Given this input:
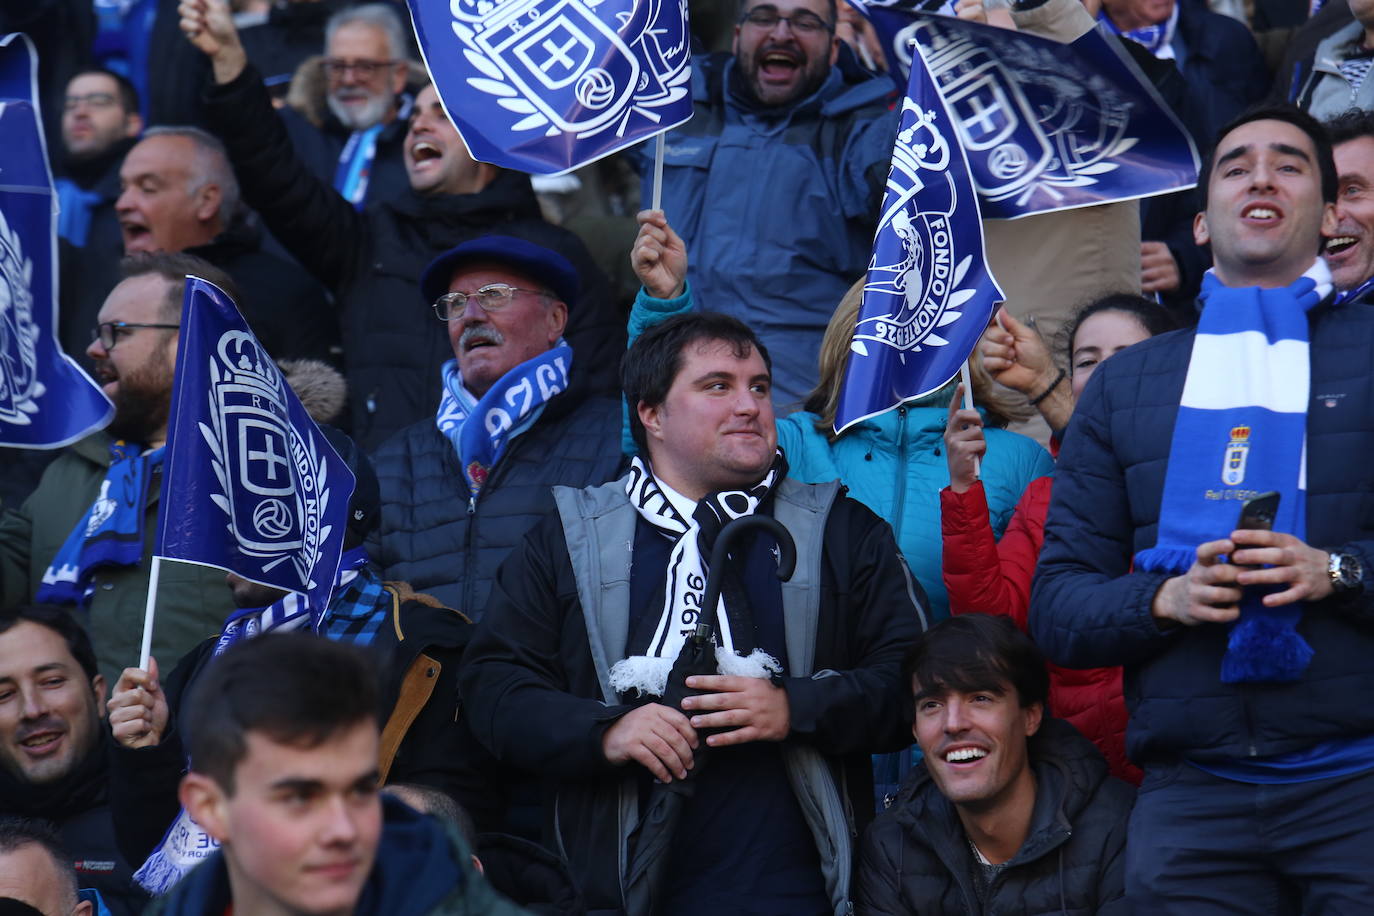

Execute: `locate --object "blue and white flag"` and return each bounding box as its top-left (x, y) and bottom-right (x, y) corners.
top-left (406, 0), bottom-right (693, 176)
top-left (848, 4), bottom-right (1199, 218)
top-left (0, 33), bottom-right (112, 448)
top-left (156, 277), bottom-right (353, 614)
top-left (835, 41), bottom-right (1002, 434)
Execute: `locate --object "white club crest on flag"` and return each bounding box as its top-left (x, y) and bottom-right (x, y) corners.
top-left (156, 277), bottom-right (353, 620)
top-left (835, 41), bottom-right (1004, 434)
top-left (0, 206), bottom-right (42, 427)
top-left (197, 331), bottom-right (332, 587)
top-left (0, 32), bottom-right (112, 448)
top-left (409, 0), bottom-right (693, 175)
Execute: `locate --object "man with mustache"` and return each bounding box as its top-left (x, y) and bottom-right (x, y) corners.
top-left (0, 606), bottom-right (148, 915)
top-left (371, 238), bottom-right (622, 616)
top-left (643, 0), bottom-right (899, 408)
top-left (179, 0), bottom-right (626, 449)
top-left (0, 253), bottom-right (236, 687)
top-left (461, 312), bottom-right (923, 912)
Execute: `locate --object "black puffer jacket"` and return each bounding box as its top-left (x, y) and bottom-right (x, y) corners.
top-left (371, 371), bottom-right (622, 617)
top-left (855, 719), bottom-right (1133, 916)
top-left (201, 64), bottom-right (625, 449)
top-left (1031, 298), bottom-right (1374, 764)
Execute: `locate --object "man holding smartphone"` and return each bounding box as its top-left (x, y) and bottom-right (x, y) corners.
top-left (1032, 104), bottom-right (1374, 913)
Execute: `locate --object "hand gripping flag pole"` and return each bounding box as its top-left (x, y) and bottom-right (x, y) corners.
top-left (140, 276), bottom-right (356, 670)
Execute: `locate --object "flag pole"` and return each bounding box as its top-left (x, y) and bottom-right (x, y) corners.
top-left (651, 133), bottom-right (666, 211)
top-left (139, 556), bottom-right (162, 670)
top-left (960, 358), bottom-right (980, 479)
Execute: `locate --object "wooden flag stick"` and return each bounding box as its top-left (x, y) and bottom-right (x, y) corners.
top-left (960, 359), bottom-right (980, 479)
top-left (651, 133), bottom-right (666, 212)
top-left (139, 555), bottom-right (162, 670)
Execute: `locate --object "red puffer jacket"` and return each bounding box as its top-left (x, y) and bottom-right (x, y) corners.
top-left (942, 478), bottom-right (1141, 785)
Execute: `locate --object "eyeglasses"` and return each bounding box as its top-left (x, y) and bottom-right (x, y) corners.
top-left (432, 285), bottom-right (547, 321)
top-left (738, 7), bottom-right (833, 33)
top-left (64, 92), bottom-right (119, 111)
top-left (93, 321), bottom-right (180, 351)
top-left (321, 58), bottom-right (399, 79)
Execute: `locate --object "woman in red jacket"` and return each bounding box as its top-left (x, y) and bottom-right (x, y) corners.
top-left (941, 294), bottom-right (1177, 784)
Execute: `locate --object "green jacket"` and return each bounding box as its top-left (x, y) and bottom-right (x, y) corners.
top-left (0, 434), bottom-right (234, 685)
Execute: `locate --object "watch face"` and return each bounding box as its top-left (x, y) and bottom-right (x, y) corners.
top-left (1336, 553), bottom-right (1364, 589)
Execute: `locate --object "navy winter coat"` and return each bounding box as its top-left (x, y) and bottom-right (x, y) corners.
top-left (371, 371), bottom-right (622, 617)
top-left (1031, 299), bottom-right (1374, 765)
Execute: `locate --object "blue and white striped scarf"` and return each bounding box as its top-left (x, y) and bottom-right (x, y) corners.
top-left (436, 344), bottom-right (572, 499)
top-left (1135, 260), bottom-right (1332, 683)
top-left (1097, 5), bottom-right (1178, 60)
top-left (134, 548), bottom-right (374, 895)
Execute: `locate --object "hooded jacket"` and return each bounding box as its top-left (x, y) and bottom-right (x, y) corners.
top-left (144, 796), bottom-right (532, 916)
top-left (201, 64), bottom-right (624, 449)
top-left (643, 53), bottom-right (898, 408)
top-left (854, 718), bottom-right (1134, 916)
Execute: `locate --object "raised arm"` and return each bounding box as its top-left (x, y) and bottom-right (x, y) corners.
top-left (178, 0), bottom-right (369, 291)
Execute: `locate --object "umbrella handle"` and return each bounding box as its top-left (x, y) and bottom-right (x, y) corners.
top-left (697, 515), bottom-right (797, 639)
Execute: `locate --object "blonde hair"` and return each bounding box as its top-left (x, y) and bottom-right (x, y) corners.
top-left (803, 278), bottom-right (1031, 439)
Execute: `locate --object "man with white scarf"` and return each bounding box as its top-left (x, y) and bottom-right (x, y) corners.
top-left (1033, 104), bottom-right (1374, 911)
top-left (460, 312), bottom-right (925, 915)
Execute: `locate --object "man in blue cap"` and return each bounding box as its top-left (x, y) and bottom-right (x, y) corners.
top-left (370, 237), bottom-right (624, 617)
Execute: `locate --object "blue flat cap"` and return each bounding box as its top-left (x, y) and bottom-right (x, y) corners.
top-left (420, 235), bottom-right (580, 310)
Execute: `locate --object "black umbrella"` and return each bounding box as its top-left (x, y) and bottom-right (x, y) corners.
top-left (623, 514), bottom-right (797, 915)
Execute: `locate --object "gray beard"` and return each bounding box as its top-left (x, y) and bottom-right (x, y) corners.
top-left (326, 91), bottom-right (392, 131)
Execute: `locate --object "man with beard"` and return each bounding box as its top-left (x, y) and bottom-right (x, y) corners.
top-left (642, 0), bottom-right (898, 407)
top-left (0, 606), bottom-right (147, 915)
top-left (277, 3), bottom-right (415, 209)
top-left (54, 70), bottom-right (142, 254)
top-left (0, 253), bottom-right (236, 686)
top-left (180, 0), bottom-right (626, 449)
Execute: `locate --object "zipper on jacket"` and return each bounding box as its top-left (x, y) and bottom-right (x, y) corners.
top-left (892, 406), bottom-right (909, 535)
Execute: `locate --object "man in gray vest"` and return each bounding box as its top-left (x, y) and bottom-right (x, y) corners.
top-left (460, 312), bottom-right (925, 914)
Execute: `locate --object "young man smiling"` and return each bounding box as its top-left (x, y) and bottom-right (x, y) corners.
top-left (1034, 104), bottom-right (1374, 910)
top-left (855, 615), bottom-right (1133, 915)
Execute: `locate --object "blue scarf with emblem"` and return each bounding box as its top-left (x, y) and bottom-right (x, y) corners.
top-left (1135, 261), bottom-right (1331, 683)
top-left (435, 343), bottom-right (572, 499)
top-left (38, 442), bottom-right (163, 606)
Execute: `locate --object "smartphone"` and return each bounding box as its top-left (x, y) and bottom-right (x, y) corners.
top-left (1236, 491), bottom-right (1280, 531)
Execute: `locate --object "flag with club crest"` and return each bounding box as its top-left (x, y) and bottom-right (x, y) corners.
top-left (835, 38), bottom-right (1002, 433)
top-left (846, 3), bottom-right (1198, 218)
top-left (406, 0), bottom-right (693, 175)
top-left (0, 33), bottom-right (112, 447)
top-left (155, 277), bottom-right (353, 615)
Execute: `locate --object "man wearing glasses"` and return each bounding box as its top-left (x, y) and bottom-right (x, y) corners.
top-left (371, 237), bottom-right (622, 617)
top-left (642, 0), bottom-right (899, 408)
top-left (0, 252), bottom-right (236, 687)
top-left (278, 3), bottom-right (416, 209)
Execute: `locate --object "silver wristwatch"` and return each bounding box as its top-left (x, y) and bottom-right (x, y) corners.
top-left (1328, 551), bottom-right (1365, 593)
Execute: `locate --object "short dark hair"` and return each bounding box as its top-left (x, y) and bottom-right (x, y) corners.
top-left (0, 817), bottom-right (78, 912)
top-left (1199, 104), bottom-right (1337, 206)
top-left (119, 251), bottom-right (240, 324)
top-left (1324, 107), bottom-right (1374, 146)
top-left (1060, 292), bottom-right (1178, 362)
top-left (904, 615), bottom-right (1049, 711)
top-left (185, 634), bottom-right (381, 794)
top-left (70, 68), bottom-right (140, 115)
top-left (0, 606), bottom-right (98, 683)
top-left (621, 312), bottom-right (771, 453)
